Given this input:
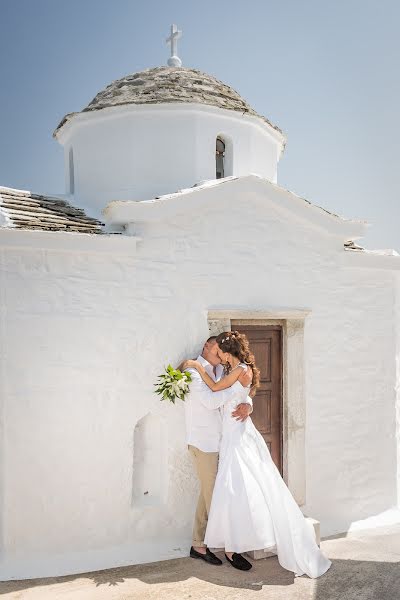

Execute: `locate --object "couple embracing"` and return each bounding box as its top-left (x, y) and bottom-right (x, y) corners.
top-left (182, 330), bottom-right (331, 578)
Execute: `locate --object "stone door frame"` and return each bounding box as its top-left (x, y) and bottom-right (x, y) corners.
top-left (208, 308), bottom-right (310, 507)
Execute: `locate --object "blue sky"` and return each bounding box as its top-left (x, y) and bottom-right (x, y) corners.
top-left (0, 0), bottom-right (399, 249)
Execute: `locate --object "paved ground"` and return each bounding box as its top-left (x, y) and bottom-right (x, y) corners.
top-left (1, 524), bottom-right (399, 600)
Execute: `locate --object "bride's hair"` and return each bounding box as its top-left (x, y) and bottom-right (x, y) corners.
top-left (216, 331), bottom-right (260, 394)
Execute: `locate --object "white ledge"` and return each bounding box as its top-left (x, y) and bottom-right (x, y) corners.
top-left (342, 248), bottom-right (400, 270)
top-left (0, 228), bottom-right (140, 255)
top-left (208, 308), bottom-right (312, 320)
top-left (55, 102), bottom-right (286, 150)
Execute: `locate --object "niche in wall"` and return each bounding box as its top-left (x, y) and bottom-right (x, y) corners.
top-left (132, 413), bottom-right (168, 507)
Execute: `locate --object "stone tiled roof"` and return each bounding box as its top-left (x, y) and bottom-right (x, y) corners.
top-left (344, 240), bottom-right (365, 251)
top-left (0, 187), bottom-right (104, 234)
top-left (54, 67), bottom-right (284, 138)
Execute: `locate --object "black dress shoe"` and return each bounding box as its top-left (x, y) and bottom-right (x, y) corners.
top-left (225, 553), bottom-right (252, 571)
top-left (190, 546), bottom-right (223, 565)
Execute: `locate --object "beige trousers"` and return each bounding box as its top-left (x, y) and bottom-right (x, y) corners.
top-left (188, 445), bottom-right (219, 547)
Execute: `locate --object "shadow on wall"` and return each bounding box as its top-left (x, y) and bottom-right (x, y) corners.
top-left (132, 413), bottom-right (168, 507)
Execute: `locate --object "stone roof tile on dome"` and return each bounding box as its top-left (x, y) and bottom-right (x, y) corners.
top-left (54, 67), bottom-right (284, 139)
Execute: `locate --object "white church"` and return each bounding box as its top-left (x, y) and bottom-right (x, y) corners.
top-left (0, 26), bottom-right (399, 580)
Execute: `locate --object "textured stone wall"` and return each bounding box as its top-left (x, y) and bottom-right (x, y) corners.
top-left (0, 198), bottom-right (397, 579)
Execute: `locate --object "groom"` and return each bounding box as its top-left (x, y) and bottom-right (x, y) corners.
top-left (184, 336), bottom-right (253, 566)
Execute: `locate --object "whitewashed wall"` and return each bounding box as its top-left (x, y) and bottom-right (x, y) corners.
top-left (57, 104), bottom-right (283, 219)
top-left (0, 189), bottom-right (398, 580)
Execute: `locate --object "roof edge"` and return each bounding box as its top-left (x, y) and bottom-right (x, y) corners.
top-left (0, 186), bottom-right (104, 234)
top-left (103, 174), bottom-right (367, 240)
top-left (54, 65), bottom-right (285, 141)
top-left (53, 101), bottom-right (286, 147)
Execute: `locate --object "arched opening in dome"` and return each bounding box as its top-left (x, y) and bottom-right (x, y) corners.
top-left (216, 137), bottom-right (225, 179)
top-left (216, 134), bottom-right (233, 179)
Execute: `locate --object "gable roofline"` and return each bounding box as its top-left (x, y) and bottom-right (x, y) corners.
top-left (103, 174), bottom-right (368, 240)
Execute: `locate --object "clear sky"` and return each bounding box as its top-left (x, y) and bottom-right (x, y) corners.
top-left (1, 0), bottom-right (399, 250)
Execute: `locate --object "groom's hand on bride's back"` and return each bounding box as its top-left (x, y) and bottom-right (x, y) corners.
top-left (232, 403), bottom-right (253, 421)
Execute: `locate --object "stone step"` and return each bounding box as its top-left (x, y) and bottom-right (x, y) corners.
top-left (246, 516), bottom-right (320, 560)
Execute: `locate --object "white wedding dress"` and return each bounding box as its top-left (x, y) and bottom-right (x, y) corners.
top-left (204, 364), bottom-right (332, 579)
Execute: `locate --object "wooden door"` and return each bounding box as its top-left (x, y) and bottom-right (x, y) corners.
top-left (234, 325), bottom-right (283, 474)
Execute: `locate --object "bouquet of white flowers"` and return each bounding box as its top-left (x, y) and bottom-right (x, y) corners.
top-left (154, 364), bottom-right (192, 403)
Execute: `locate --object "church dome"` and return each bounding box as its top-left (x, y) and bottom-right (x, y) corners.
top-left (54, 66), bottom-right (282, 137)
top-left (54, 60), bottom-right (286, 220)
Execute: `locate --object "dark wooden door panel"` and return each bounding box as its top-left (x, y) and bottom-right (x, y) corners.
top-left (251, 389), bottom-right (271, 434)
top-left (234, 325), bottom-right (283, 474)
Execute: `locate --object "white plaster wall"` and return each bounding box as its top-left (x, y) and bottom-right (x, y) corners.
top-left (0, 192), bottom-right (397, 579)
top-left (59, 104), bottom-right (281, 219)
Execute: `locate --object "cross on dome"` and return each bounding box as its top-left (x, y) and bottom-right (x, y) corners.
top-left (166, 24), bottom-right (182, 67)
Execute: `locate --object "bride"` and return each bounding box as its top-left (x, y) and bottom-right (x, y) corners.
top-left (183, 330), bottom-right (331, 578)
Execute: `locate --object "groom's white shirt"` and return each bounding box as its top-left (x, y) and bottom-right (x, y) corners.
top-left (185, 355), bottom-right (252, 453)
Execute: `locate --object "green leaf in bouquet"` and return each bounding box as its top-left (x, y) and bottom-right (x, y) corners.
top-left (184, 371), bottom-right (192, 382)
